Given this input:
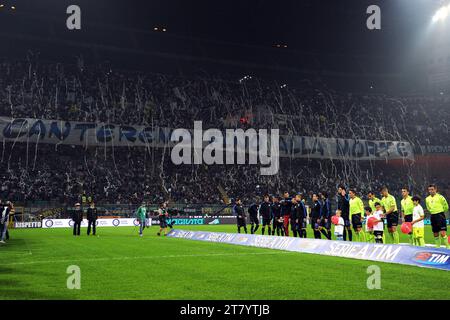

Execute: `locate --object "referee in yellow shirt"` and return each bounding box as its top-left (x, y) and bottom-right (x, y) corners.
top-left (426, 184), bottom-right (449, 249)
top-left (349, 189), bottom-right (366, 242)
top-left (401, 187), bottom-right (414, 245)
top-left (381, 187), bottom-right (400, 244)
top-left (368, 191), bottom-right (381, 213)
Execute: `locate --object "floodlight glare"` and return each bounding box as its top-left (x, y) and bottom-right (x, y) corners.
top-left (432, 4), bottom-right (450, 23)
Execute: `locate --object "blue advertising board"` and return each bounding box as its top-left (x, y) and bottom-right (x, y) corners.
top-left (167, 230), bottom-right (450, 271)
top-left (152, 216), bottom-right (236, 226)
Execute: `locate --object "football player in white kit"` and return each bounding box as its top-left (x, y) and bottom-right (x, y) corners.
top-left (372, 203), bottom-right (385, 244)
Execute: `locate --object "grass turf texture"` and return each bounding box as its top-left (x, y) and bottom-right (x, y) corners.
top-left (1, 225), bottom-right (449, 300)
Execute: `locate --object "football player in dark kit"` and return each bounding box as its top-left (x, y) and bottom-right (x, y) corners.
top-left (271, 196), bottom-right (284, 236)
top-left (86, 202), bottom-right (98, 236)
top-left (259, 195), bottom-right (272, 235)
top-left (280, 192), bottom-right (292, 236)
top-left (310, 193), bottom-right (323, 239)
top-left (337, 185), bottom-right (352, 241)
top-left (233, 198), bottom-right (248, 234)
top-left (295, 194), bottom-right (308, 238)
top-left (72, 203), bottom-right (83, 236)
top-left (157, 202), bottom-right (170, 236)
top-left (319, 192), bottom-right (332, 240)
top-left (290, 197), bottom-right (301, 237)
top-left (248, 201), bottom-right (260, 234)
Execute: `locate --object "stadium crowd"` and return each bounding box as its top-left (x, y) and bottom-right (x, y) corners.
top-left (1, 58), bottom-right (449, 143)
top-left (0, 57), bottom-right (449, 206)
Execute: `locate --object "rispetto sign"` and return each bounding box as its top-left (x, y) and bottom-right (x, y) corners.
top-left (167, 230), bottom-right (450, 271)
top-left (14, 221), bottom-right (42, 229)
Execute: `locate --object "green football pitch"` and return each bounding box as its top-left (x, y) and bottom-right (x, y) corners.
top-left (1, 225), bottom-right (449, 300)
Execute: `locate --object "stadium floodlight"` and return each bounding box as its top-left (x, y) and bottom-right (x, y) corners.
top-left (432, 4), bottom-right (450, 23)
top-left (153, 26), bottom-right (168, 32)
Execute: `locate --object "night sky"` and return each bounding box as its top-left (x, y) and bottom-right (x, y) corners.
top-left (2, 0), bottom-right (445, 57)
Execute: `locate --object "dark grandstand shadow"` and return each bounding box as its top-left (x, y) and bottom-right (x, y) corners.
top-left (0, 266), bottom-right (74, 300)
top-left (1, 239), bottom-right (30, 250)
top-left (0, 277), bottom-right (21, 287)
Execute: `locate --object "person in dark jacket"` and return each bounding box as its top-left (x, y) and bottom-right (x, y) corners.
top-left (86, 202), bottom-right (98, 236)
top-left (294, 194), bottom-right (308, 238)
top-left (248, 202), bottom-right (260, 234)
top-left (72, 203), bottom-right (83, 236)
top-left (233, 198), bottom-right (248, 234)
top-left (290, 197), bottom-right (301, 237)
top-left (337, 185), bottom-right (352, 241)
top-left (280, 192), bottom-right (292, 236)
top-left (319, 192), bottom-right (332, 240)
top-left (271, 196), bottom-right (284, 236)
top-left (259, 195), bottom-right (272, 235)
top-left (310, 194), bottom-right (323, 239)
top-left (157, 202), bottom-right (170, 237)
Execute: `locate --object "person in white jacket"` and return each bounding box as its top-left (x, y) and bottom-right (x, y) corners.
top-left (0, 201), bottom-right (13, 243)
top-left (334, 210), bottom-right (345, 241)
top-left (372, 203), bottom-right (385, 244)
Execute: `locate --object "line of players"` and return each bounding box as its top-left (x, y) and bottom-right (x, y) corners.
top-left (232, 184), bottom-right (449, 248)
top-left (233, 192), bottom-right (333, 239)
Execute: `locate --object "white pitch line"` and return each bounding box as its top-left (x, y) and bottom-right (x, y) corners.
top-left (0, 251), bottom-right (33, 256)
top-left (3, 251), bottom-right (292, 267)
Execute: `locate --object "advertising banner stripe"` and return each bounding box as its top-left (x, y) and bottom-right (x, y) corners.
top-left (41, 218), bottom-right (146, 228)
top-left (0, 117), bottom-right (414, 160)
top-left (167, 230), bottom-right (450, 271)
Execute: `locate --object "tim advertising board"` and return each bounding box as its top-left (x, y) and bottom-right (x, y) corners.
top-left (42, 218), bottom-right (148, 228)
top-left (168, 230), bottom-right (450, 271)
